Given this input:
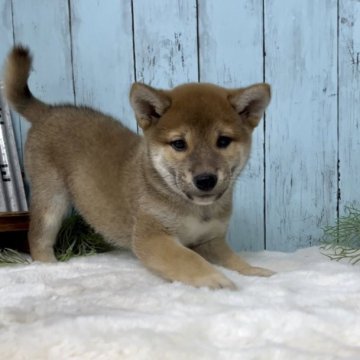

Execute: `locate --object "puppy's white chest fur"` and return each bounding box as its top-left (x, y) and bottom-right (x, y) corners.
top-left (177, 216), bottom-right (227, 246)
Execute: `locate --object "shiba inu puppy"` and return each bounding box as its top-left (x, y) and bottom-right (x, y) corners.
top-left (4, 46), bottom-right (273, 289)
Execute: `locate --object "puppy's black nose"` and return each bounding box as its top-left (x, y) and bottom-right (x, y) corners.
top-left (193, 173), bottom-right (218, 192)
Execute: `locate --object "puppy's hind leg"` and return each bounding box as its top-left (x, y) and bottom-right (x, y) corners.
top-left (28, 178), bottom-right (70, 262)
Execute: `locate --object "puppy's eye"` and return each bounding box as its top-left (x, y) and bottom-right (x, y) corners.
top-left (170, 139), bottom-right (187, 151)
top-left (217, 136), bottom-right (232, 149)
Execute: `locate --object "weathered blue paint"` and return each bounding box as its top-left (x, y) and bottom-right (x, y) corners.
top-left (199, 0), bottom-right (265, 251)
top-left (0, 1), bottom-right (14, 66)
top-left (70, 0), bottom-right (136, 131)
top-left (0, 1), bottom-right (19, 158)
top-left (11, 0), bottom-right (74, 159)
top-left (339, 0), bottom-right (360, 214)
top-left (264, 0), bottom-right (338, 250)
top-left (0, 0), bottom-right (359, 251)
top-left (133, 0), bottom-right (198, 87)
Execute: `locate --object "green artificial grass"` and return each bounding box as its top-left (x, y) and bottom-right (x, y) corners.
top-left (54, 213), bottom-right (113, 261)
top-left (0, 213), bottom-right (113, 265)
top-left (0, 248), bottom-right (30, 266)
top-left (321, 206), bottom-right (360, 264)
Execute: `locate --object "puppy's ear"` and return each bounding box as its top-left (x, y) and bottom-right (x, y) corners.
top-left (228, 83), bottom-right (271, 129)
top-left (130, 83), bottom-right (171, 130)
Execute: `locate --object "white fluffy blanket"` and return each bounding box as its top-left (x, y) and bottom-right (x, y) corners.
top-left (0, 247), bottom-right (359, 359)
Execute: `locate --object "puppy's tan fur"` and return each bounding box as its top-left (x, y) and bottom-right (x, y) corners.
top-left (4, 46), bottom-right (273, 289)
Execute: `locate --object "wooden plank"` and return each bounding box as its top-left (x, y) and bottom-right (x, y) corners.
top-left (198, 0), bottom-right (265, 251)
top-left (70, 0), bottom-right (136, 131)
top-left (11, 0), bottom-right (74, 156)
top-left (265, 0), bottom-right (338, 250)
top-left (0, 212), bottom-right (29, 232)
top-left (339, 0), bottom-right (360, 213)
top-left (0, 1), bottom-right (14, 68)
top-left (133, 0), bottom-right (198, 87)
top-left (0, 1), bottom-right (21, 160)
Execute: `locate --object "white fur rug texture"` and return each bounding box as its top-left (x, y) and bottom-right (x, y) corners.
top-left (0, 247), bottom-right (359, 360)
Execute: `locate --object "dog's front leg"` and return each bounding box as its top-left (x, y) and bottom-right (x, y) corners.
top-left (192, 238), bottom-right (275, 277)
top-left (132, 214), bottom-right (235, 289)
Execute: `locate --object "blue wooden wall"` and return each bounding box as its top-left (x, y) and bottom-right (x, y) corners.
top-left (1, 0), bottom-right (359, 252)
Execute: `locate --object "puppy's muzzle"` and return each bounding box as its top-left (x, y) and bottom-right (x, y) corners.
top-left (193, 173), bottom-right (218, 192)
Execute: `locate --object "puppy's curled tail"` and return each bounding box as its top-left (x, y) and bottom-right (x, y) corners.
top-left (4, 46), bottom-right (48, 122)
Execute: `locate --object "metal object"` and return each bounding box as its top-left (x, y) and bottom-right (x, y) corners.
top-left (0, 81), bottom-right (28, 212)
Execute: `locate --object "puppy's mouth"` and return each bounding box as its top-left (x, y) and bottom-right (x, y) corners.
top-left (185, 192), bottom-right (224, 206)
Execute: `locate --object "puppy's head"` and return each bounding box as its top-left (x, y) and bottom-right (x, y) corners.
top-left (130, 82), bottom-right (270, 206)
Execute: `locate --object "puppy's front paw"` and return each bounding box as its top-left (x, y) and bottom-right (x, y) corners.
top-left (239, 266), bottom-right (275, 277)
top-left (192, 271), bottom-right (237, 290)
